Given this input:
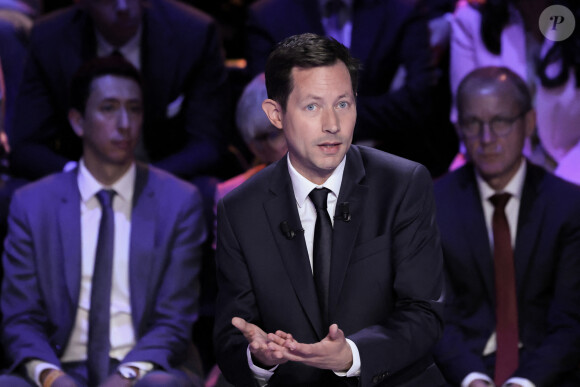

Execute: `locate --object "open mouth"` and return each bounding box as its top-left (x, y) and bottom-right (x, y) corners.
top-left (319, 143), bottom-right (340, 148)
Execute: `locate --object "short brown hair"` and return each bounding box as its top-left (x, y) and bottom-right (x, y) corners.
top-left (265, 33), bottom-right (360, 111)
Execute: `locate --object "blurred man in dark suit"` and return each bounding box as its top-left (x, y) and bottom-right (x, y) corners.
top-left (10, 0), bottom-right (228, 181)
top-left (433, 66), bottom-right (580, 387)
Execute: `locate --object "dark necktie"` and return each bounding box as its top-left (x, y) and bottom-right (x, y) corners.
top-left (87, 189), bottom-right (116, 386)
top-left (110, 49), bottom-right (123, 58)
top-left (490, 193), bottom-right (519, 386)
top-left (309, 188), bottom-right (333, 327)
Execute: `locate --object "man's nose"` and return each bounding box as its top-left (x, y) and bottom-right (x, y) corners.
top-left (322, 108), bottom-right (340, 133)
top-left (117, 108), bottom-right (130, 131)
top-left (480, 122), bottom-right (494, 143)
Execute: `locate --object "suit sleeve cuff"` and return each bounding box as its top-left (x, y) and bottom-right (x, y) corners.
top-left (462, 372), bottom-right (493, 387)
top-left (247, 345), bottom-right (277, 385)
top-left (333, 338), bottom-right (360, 377)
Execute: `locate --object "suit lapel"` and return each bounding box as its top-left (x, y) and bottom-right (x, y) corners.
top-left (514, 165), bottom-right (545, 294)
top-left (128, 164), bottom-right (156, 329)
top-left (349, 0), bottom-right (389, 63)
top-left (328, 147), bottom-right (367, 321)
top-left (265, 158), bottom-right (325, 339)
top-left (59, 171), bottom-right (83, 308)
top-left (141, 2), bottom-right (177, 118)
top-left (458, 167), bottom-right (495, 303)
top-left (63, 9), bottom-right (95, 82)
top-left (295, 0), bottom-right (326, 35)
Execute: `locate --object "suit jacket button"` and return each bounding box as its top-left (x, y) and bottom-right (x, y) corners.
top-left (372, 376), bottom-right (379, 384)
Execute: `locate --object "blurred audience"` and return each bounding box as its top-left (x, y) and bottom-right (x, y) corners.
top-left (0, 56), bottom-right (206, 387)
top-left (194, 73), bottom-right (287, 380)
top-left (244, 0), bottom-right (458, 177)
top-left (213, 72), bottom-right (287, 249)
top-left (10, 0), bottom-right (229, 182)
top-left (1, 3), bottom-right (232, 376)
top-left (182, 0), bottom-right (258, 60)
top-left (0, 0), bottom-right (41, 147)
top-left (0, 1), bottom-right (42, 299)
top-left (434, 66), bottom-right (580, 387)
top-left (450, 0), bottom-right (580, 185)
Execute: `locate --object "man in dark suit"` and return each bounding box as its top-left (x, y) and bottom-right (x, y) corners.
top-left (10, 0), bottom-right (228, 181)
top-left (0, 57), bottom-right (206, 386)
top-left (214, 33), bottom-right (445, 386)
top-left (433, 66), bottom-right (580, 387)
top-left (243, 0), bottom-right (458, 177)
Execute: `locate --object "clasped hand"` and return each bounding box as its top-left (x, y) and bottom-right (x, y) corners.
top-left (232, 317), bottom-right (353, 372)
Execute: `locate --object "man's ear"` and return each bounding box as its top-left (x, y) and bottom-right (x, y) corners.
top-left (262, 99), bottom-right (284, 130)
top-left (524, 108), bottom-right (536, 138)
top-left (68, 109), bottom-right (84, 138)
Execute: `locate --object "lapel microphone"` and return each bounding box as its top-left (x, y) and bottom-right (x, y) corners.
top-left (334, 202), bottom-right (351, 222)
top-left (280, 221), bottom-right (304, 240)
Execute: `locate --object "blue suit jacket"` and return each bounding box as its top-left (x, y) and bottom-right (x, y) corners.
top-left (245, 0), bottom-right (457, 176)
top-left (214, 145), bottom-right (445, 386)
top-left (11, 0), bottom-right (228, 180)
top-left (0, 164), bottom-right (206, 373)
top-left (433, 163), bottom-right (580, 386)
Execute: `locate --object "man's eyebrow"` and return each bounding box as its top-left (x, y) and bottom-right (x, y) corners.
top-left (301, 93), bottom-right (353, 101)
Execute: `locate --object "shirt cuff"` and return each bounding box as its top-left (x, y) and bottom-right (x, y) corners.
top-left (247, 345), bottom-right (278, 386)
top-left (121, 361), bottom-right (154, 380)
top-left (462, 372), bottom-right (493, 387)
top-left (504, 377), bottom-right (536, 387)
top-left (333, 338), bottom-right (361, 377)
top-left (26, 360), bottom-right (61, 387)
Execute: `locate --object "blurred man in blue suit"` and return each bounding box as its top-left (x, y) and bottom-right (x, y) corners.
top-left (0, 57), bottom-right (206, 387)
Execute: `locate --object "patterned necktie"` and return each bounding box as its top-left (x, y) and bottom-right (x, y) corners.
top-left (490, 193), bottom-right (519, 386)
top-left (87, 189), bottom-right (116, 386)
top-left (309, 188), bottom-right (333, 327)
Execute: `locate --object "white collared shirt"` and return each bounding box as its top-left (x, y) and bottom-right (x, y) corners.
top-left (462, 159), bottom-right (535, 387)
top-left (61, 160), bottom-right (136, 362)
top-left (248, 154), bottom-right (360, 384)
top-left (27, 161), bottom-right (149, 385)
top-left (96, 25), bottom-right (142, 70)
top-left (476, 158), bottom-right (527, 251)
top-left (318, 0), bottom-right (353, 48)
top-left (287, 154), bottom-right (345, 271)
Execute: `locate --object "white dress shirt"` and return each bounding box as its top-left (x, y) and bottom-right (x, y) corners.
top-left (27, 161), bottom-right (153, 385)
top-left (96, 26), bottom-right (142, 70)
top-left (462, 160), bottom-right (534, 387)
top-left (249, 154), bottom-right (361, 385)
top-left (319, 0), bottom-right (353, 48)
top-left (62, 160), bottom-right (136, 362)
